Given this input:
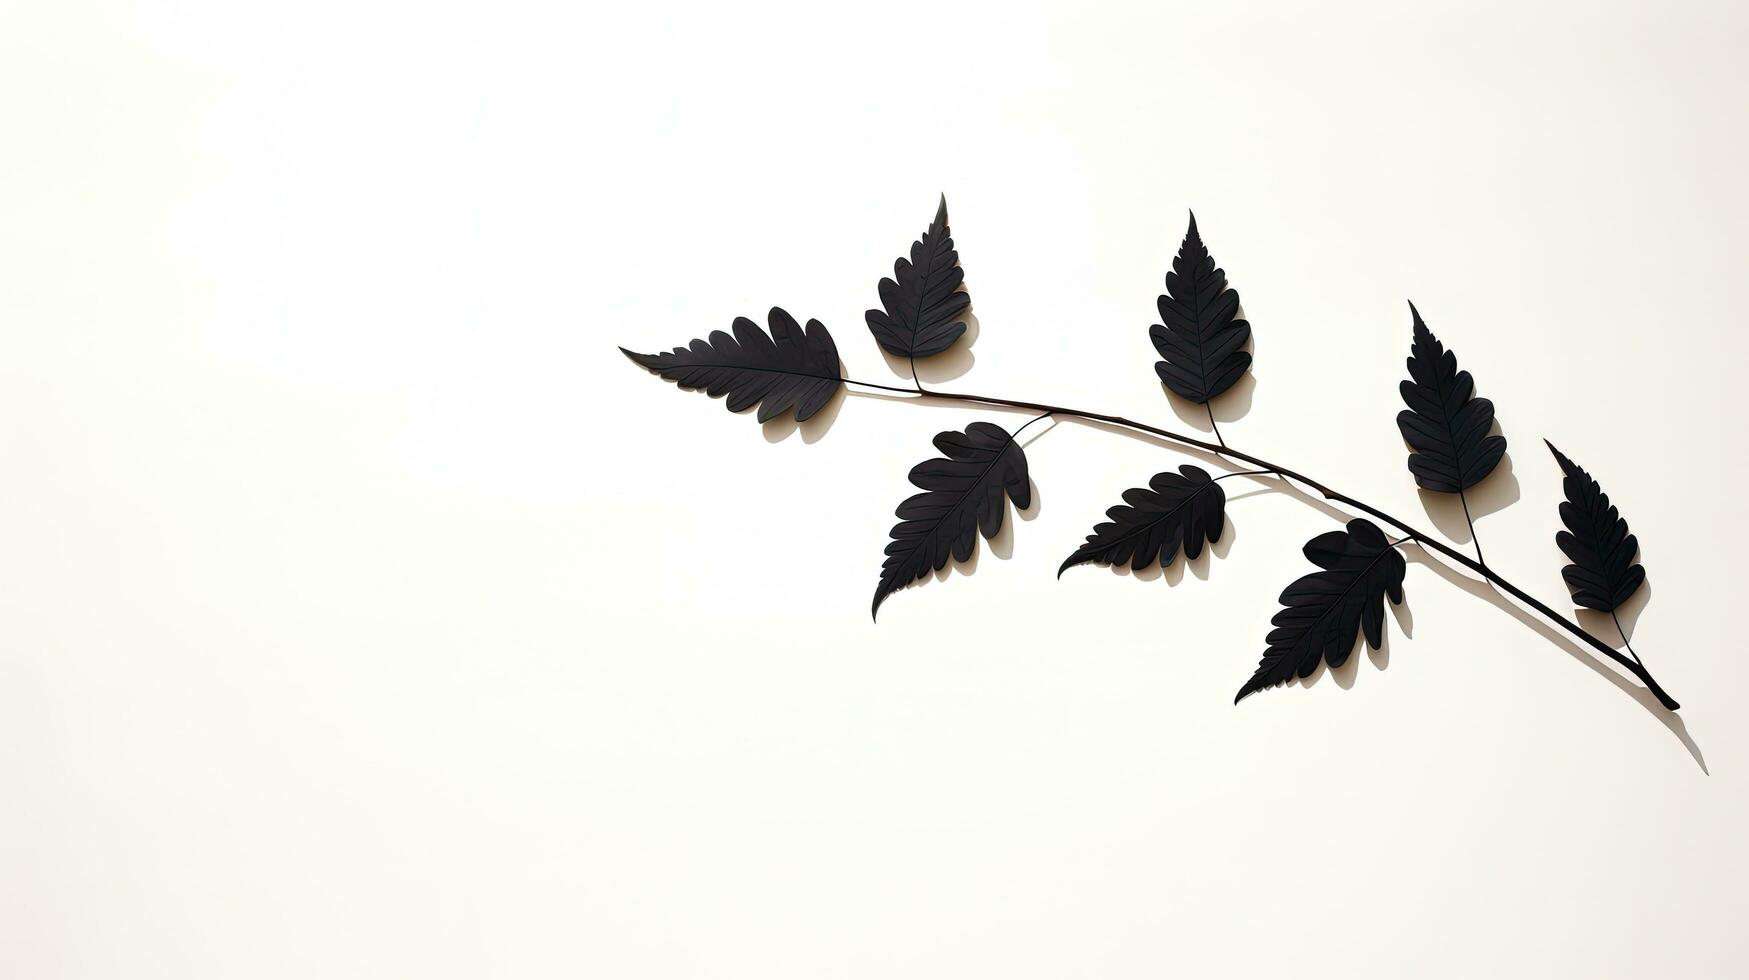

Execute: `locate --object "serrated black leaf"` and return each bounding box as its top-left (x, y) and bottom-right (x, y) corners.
top-left (1546, 441), bottom-right (1645, 612)
top-left (1149, 213), bottom-right (1252, 404)
top-left (1058, 465), bottom-right (1226, 577)
top-left (865, 195), bottom-right (972, 359)
top-left (872, 421), bottom-right (1030, 619)
top-left (1395, 303), bottom-right (1507, 493)
top-left (1235, 518), bottom-right (1406, 704)
top-left (620, 307), bottom-right (842, 424)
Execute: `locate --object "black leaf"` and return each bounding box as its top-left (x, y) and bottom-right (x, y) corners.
top-left (1395, 302), bottom-right (1507, 493)
top-left (620, 307), bottom-right (842, 424)
top-left (873, 421), bottom-right (1031, 619)
top-left (865, 195), bottom-right (972, 359)
top-left (1235, 518), bottom-right (1406, 704)
top-left (1149, 213), bottom-right (1252, 404)
top-left (1058, 465), bottom-right (1226, 577)
top-left (1546, 441), bottom-right (1645, 612)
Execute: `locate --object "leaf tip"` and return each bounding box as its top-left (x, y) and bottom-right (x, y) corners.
top-left (871, 579), bottom-right (896, 621)
top-left (1545, 439), bottom-right (1578, 476)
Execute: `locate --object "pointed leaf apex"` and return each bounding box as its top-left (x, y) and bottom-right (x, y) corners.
top-left (1545, 439), bottom-right (1578, 476)
top-left (1397, 302), bottom-right (1503, 492)
top-left (868, 196), bottom-right (971, 358)
top-left (1152, 212), bottom-right (1249, 402)
top-left (1547, 440), bottom-right (1646, 615)
top-left (1407, 303), bottom-right (1437, 346)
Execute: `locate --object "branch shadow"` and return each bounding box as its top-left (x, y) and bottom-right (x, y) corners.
top-left (845, 396), bottom-right (1706, 770)
top-left (1403, 547), bottom-right (1704, 773)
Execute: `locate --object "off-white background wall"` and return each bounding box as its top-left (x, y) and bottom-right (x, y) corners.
top-left (3, 1), bottom-right (1747, 976)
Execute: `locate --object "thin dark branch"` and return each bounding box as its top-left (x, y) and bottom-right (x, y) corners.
top-left (840, 374), bottom-right (1680, 711)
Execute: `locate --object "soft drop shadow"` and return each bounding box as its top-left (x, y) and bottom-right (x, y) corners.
top-left (1577, 571), bottom-right (1652, 643)
top-left (847, 394), bottom-right (1704, 769)
top-left (1164, 371), bottom-right (1258, 432)
top-left (1110, 515), bottom-right (1238, 587)
top-left (1298, 593), bottom-right (1409, 693)
top-left (1415, 437), bottom-right (1522, 544)
top-left (1403, 547), bottom-right (1704, 772)
top-left (893, 474), bottom-right (1038, 599)
top-left (1160, 302), bottom-right (1257, 429)
top-left (1388, 593), bottom-right (1414, 640)
top-left (1017, 415), bottom-right (1058, 450)
top-left (986, 477), bottom-right (1042, 560)
top-left (879, 309), bottom-right (979, 385)
top-left (761, 383), bottom-right (847, 443)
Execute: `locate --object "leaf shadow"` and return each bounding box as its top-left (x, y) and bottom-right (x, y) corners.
top-left (844, 400), bottom-right (1705, 769)
top-left (924, 473), bottom-right (1041, 580)
top-left (1063, 416), bottom-right (1703, 770)
top-left (1297, 597), bottom-right (1413, 692)
top-left (1165, 373), bottom-right (1257, 431)
top-left (879, 309), bottom-right (979, 385)
top-left (875, 423), bottom-right (1056, 617)
top-left (1162, 300), bottom-right (1257, 430)
top-left (1106, 514), bottom-right (1238, 586)
top-left (1573, 541), bottom-right (1653, 642)
top-left (1414, 424), bottom-right (1521, 545)
top-left (760, 384), bottom-right (848, 443)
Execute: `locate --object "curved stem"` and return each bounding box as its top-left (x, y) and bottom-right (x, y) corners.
top-left (1012, 411), bottom-right (1053, 438)
top-left (1459, 488), bottom-right (1484, 566)
top-left (841, 375), bottom-right (1680, 711)
top-left (1205, 401), bottom-right (1227, 449)
top-left (1612, 609), bottom-right (1643, 668)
